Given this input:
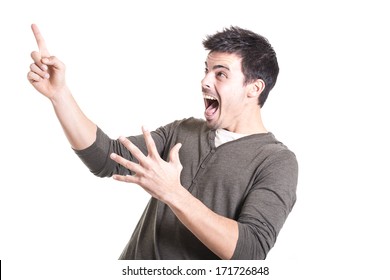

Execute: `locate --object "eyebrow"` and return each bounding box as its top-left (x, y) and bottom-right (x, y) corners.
top-left (204, 62), bottom-right (230, 71)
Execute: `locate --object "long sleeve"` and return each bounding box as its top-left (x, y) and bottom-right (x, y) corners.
top-left (232, 149), bottom-right (298, 259)
top-left (73, 127), bottom-right (128, 177)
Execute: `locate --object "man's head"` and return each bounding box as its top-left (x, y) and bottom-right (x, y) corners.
top-left (203, 26), bottom-right (279, 108)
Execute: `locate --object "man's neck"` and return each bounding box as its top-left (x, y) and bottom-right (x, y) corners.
top-left (224, 108), bottom-right (267, 135)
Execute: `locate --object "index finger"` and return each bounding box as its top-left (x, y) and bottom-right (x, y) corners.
top-left (31, 24), bottom-right (50, 57)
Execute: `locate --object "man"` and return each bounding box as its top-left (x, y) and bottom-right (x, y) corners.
top-left (28, 24), bottom-right (298, 260)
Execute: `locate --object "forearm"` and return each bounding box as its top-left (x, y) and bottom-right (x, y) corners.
top-left (166, 187), bottom-right (239, 260)
top-left (51, 86), bottom-right (97, 150)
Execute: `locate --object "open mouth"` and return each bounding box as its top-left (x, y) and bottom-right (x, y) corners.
top-left (204, 94), bottom-right (220, 120)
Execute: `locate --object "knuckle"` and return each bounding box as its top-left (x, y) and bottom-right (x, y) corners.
top-left (31, 51), bottom-right (40, 60)
top-left (124, 175), bottom-right (134, 183)
top-left (178, 164), bottom-right (183, 171)
top-left (124, 161), bottom-right (133, 170)
top-left (30, 63), bottom-right (38, 71)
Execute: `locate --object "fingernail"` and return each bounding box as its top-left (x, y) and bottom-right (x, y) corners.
top-left (41, 64), bottom-right (48, 71)
top-left (110, 153), bottom-right (117, 159)
top-left (44, 73), bottom-right (50, 79)
top-left (142, 125), bottom-right (149, 132)
top-left (42, 58), bottom-right (49, 64)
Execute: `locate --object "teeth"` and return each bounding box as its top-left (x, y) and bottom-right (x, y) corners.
top-left (203, 95), bottom-right (217, 100)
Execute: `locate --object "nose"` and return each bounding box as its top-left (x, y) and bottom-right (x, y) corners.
top-left (201, 73), bottom-right (212, 89)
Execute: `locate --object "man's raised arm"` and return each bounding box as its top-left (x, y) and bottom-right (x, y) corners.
top-left (27, 24), bottom-right (97, 150)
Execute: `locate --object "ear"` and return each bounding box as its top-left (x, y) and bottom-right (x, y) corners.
top-left (247, 79), bottom-right (265, 99)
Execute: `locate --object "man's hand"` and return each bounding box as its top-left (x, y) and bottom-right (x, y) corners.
top-left (110, 127), bottom-right (184, 203)
top-left (27, 24), bottom-right (67, 100)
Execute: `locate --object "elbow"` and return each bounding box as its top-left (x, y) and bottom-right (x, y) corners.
top-left (231, 222), bottom-right (275, 260)
top-left (90, 164), bottom-right (131, 178)
top-left (90, 168), bottom-right (112, 178)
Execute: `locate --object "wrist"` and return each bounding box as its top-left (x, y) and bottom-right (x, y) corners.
top-left (50, 86), bottom-right (71, 105)
top-left (164, 185), bottom-right (191, 210)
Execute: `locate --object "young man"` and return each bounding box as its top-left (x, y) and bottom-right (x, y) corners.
top-left (28, 25), bottom-right (298, 260)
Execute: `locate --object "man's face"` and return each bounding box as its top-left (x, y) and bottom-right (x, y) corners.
top-left (202, 52), bottom-right (251, 132)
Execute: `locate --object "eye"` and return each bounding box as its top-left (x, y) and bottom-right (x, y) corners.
top-left (216, 72), bottom-right (227, 78)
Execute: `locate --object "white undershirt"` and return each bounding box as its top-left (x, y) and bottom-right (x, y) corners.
top-left (214, 128), bottom-right (248, 147)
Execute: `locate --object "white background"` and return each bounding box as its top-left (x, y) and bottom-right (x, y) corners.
top-left (1, 0), bottom-right (389, 279)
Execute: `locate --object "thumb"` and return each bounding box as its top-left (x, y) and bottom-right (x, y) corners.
top-left (42, 56), bottom-right (65, 70)
top-left (169, 143), bottom-right (182, 166)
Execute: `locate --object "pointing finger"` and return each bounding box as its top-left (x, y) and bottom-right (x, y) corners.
top-left (31, 24), bottom-right (50, 57)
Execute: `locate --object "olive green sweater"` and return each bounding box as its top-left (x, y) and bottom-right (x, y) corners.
top-left (75, 118), bottom-right (298, 260)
